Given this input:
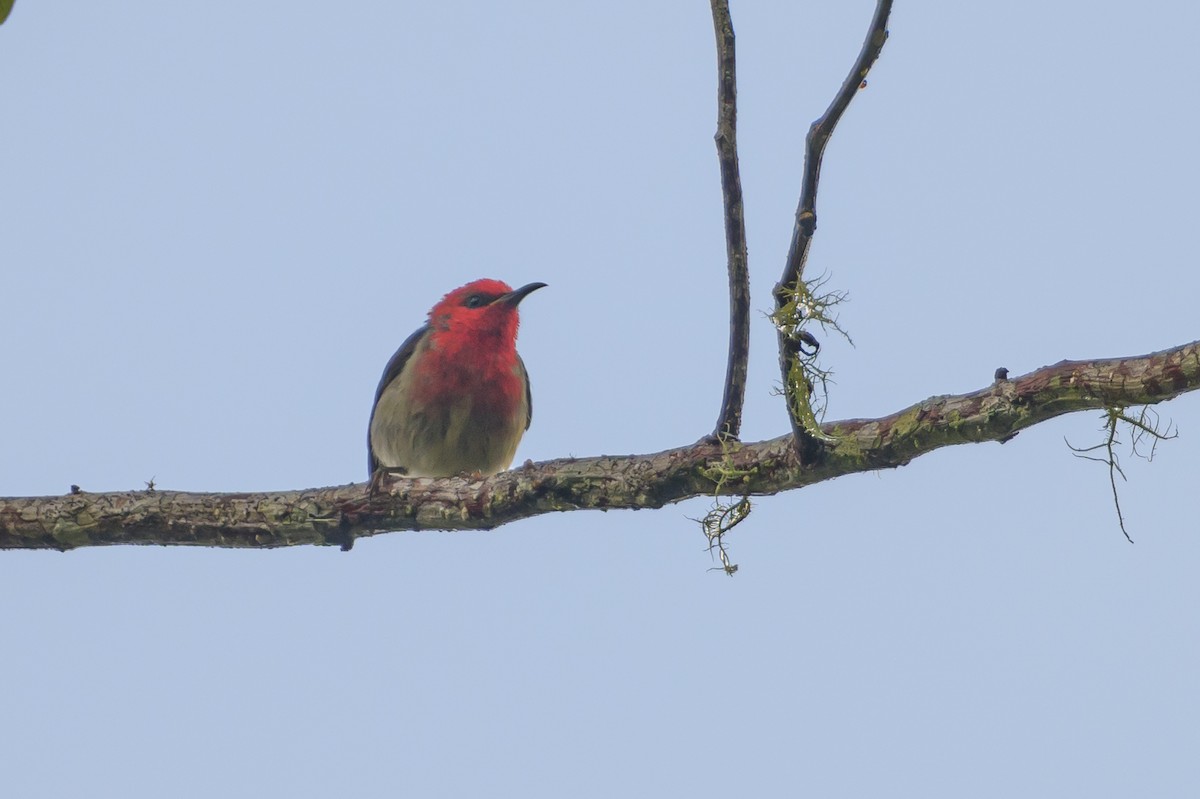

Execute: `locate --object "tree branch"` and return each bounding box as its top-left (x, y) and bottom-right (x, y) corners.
top-left (4, 340), bottom-right (1196, 551)
top-left (709, 0), bottom-right (751, 441)
top-left (774, 0), bottom-right (894, 461)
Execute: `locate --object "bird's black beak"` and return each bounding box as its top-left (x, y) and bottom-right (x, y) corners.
top-left (495, 282), bottom-right (548, 307)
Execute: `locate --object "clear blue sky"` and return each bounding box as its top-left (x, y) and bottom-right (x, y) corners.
top-left (3, 2), bottom-right (1199, 796)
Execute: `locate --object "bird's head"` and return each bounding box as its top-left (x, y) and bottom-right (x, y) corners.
top-left (428, 279), bottom-right (547, 344)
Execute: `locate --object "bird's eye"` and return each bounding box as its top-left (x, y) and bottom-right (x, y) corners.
top-left (463, 294), bottom-right (488, 308)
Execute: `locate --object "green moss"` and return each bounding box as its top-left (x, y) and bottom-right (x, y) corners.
top-left (773, 275), bottom-right (851, 445)
top-left (830, 429), bottom-right (863, 460)
top-left (50, 520), bottom-right (92, 549)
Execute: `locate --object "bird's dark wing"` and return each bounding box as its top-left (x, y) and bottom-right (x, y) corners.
top-left (518, 354), bottom-right (532, 430)
top-left (368, 324), bottom-right (430, 476)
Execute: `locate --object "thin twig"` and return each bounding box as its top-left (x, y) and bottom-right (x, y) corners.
top-left (774, 0), bottom-right (894, 462)
top-left (1067, 406), bottom-right (1181, 542)
top-left (709, 0), bottom-right (751, 441)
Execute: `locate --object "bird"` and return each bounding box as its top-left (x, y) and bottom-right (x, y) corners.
top-left (368, 279), bottom-right (546, 480)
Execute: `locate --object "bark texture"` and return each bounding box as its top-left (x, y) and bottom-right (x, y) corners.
top-left (3, 341), bottom-right (1196, 551)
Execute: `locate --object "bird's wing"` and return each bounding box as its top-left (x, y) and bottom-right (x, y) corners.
top-left (368, 324), bottom-right (430, 476)
top-left (518, 354), bottom-right (532, 431)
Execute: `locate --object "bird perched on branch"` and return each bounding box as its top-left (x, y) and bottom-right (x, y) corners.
top-left (368, 279), bottom-right (546, 480)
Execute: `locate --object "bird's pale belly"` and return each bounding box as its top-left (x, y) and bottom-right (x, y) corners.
top-left (370, 384), bottom-right (526, 477)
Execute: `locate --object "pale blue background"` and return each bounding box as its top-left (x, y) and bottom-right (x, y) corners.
top-left (3, 2), bottom-right (1199, 796)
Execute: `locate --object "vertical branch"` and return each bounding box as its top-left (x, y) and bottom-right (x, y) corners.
top-left (773, 0), bottom-right (893, 463)
top-left (709, 0), bottom-right (751, 441)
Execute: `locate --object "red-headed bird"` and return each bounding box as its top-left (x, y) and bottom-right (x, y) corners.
top-left (368, 279), bottom-right (546, 479)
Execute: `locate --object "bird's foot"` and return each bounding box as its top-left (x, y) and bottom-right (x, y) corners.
top-left (368, 466), bottom-right (410, 496)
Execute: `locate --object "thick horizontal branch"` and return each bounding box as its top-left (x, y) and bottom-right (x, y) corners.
top-left (2, 340), bottom-right (1197, 551)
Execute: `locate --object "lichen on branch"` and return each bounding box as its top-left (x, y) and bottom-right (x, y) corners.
top-left (772, 274), bottom-right (852, 444)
